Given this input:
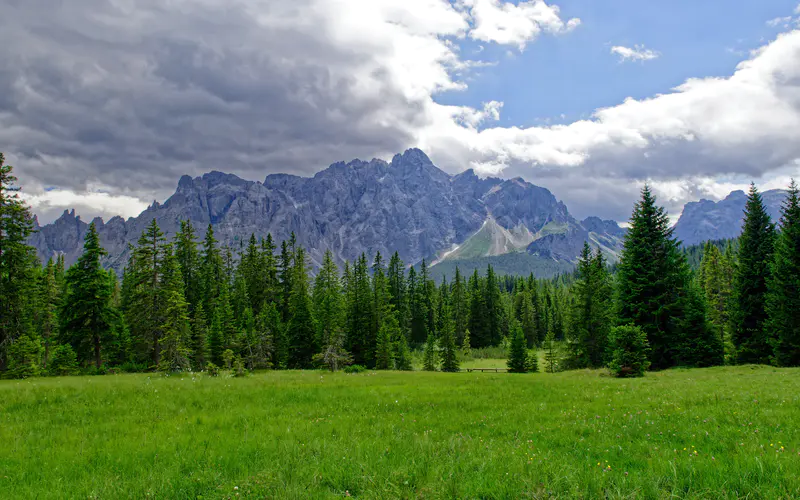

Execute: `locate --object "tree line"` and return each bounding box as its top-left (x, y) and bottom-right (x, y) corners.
top-left (2, 153), bottom-right (799, 378)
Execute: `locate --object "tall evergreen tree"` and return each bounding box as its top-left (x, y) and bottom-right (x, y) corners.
top-left (286, 247), bottom-right (316, 368)
top-left (60, 223), bottom-right (117, 368)
top-left (200, 224), bottom-right (223, 315)
top-left (567, 243), bottom-right (613, 369)
top-left (174, 220), bottom-right (201, 313)
top-left (158, 245), bottom-right (192, 372)
top-left (766, 180), bottom-right (800, 366)
top-left (38, 259), bottom-right (60, 369)
top-left (439, 297), bottom-right (459, 372)
top-left (731, 184), bottom-right (776, 364)
top-left (408, 266), bottom-right (428, 345)
top-left (0, 154), bottom-right (38, 372)
top-left (468, 270), bottom-right (489, 347)
top-left (278, 240), bottom-right (294, 322)
top-left (347, 254), bottom-right (374, 366)
top-left (313, 250), bottom-right (344, 349)
top-left (507, 319), bottom-right (528, 373)
top-left (125, 219), bottom-right (167, 366)
top-left (699, 242), bottom-right (733, 362)
top-left (191, 304), bottom-right (209, 370)
top-left (451, 267), bottom-right (469, 345)
top-left (387, 252), bottom-right (409, 334)
top-left (616, 186), bottom-right (705, 369)
top-left (422, 331), bottom-right (438, 371)
top-left (260, 234), bottom-right (279, 305)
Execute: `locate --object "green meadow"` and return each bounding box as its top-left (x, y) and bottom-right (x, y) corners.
top-left (1, 366), bottom-right (799, 499)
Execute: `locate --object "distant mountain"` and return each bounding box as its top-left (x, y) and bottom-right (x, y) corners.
top-left (29, 149), bottom-right (626, 275)
top-left (673, 189), bottom-right (786, 246)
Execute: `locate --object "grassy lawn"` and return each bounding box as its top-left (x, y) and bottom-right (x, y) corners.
top-left (1, 366), bottom-right (799, 499)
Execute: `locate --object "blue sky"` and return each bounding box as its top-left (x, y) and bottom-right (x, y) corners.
top-left (440, 0), bottom-right (799, 128)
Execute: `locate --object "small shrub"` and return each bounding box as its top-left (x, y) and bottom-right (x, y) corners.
top-left (48, 344), bottom-right (78, 376)
top-left (526, 350), bottom-right (539, 373)
top-left (205, 362), bottom-right (221, 377)
top-left (608, 325), bottom-right (650, 378)
top-left (7, 335), bottom-right (42, 379)
top-left (233, 357), bottom-right (248, 377)
top-left (222, 349), bottom-right (235, 370)
top-left (343, 364), bottom-right (366, 374)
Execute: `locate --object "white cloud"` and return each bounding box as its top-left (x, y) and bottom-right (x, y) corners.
top-left (610, 44), bottom-right (660, 62)
top-left (22, 187), bottom-right (148, 224)
top-left (767, 16), bottom-right (793, 27)
top-left (5, 0), bottom-right (800, 224)
top-left (460, 0), bottom-right (580, 49)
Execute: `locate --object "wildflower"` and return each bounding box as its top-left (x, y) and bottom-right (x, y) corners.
top-left (234, 486), bottom-right (239, 491)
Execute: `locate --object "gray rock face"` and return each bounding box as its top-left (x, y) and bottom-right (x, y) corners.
top-left (29, 148), bottom-right (626, 272)
top-left (673, 189), bottom-right (786, 246)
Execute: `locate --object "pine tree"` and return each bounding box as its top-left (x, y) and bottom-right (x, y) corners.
top-left (452, 267), bottom-right (469, 345)
top-left (567, 243), bottom-right (612, 369)
top-left (158, 245), bottom-right (192, 372)
top-left (278, 240), bottom-right (294, 322)
top-left (241, 234), bottom-right (267, 314)
top-left (174, 220), bottom-right (201, 313)
top-left (252, 302), bottom-right (280, 369)
top-left (208, 307), bottom-right (224, 366)
top-left (60, 223), bottom-right (118, 368)
top-left (485, 265), bottom-right (503, 346)
top-left (124, 219), bottom-right (167, 366)
top-left (393, 319), bottom-right (413, 371)
top-left (191, 304), bottom-right (209, 370)
top-left (38, 258), bottom-right (60, 369)
top-left (422, 331), bottom-right (438, 371)
top-left (313, 250), bottom-right (344, 349)
top-left (200, 224), bottom-right (223, 315)
top-left (674, 279), bottom-right (723, 367)
top-left (439, 298), bottom-right (459, 372)
top-left (767, 180), bottom-right (800, 366)
top-left (608, 325), bottom-right (650, 377)
top-left (347, 254), bottom-right (374, 366)
top-left (286, 247), bottom-right (316, 368)
top-left (313, 326), bottom-right (352, 372)
top-left (372, 252), bottom-right (391, 346)
top-left (7, 334), bottom-right (42, 379)
top-left (408, 266), bottom-right (428, 345)
top-left (616, 185), bottom-right (702, 370)
top-left (375, 317), bottom-right (393, 370)
top-left (699, 242), bottom-right (733, 362)
top-left (260, 233), bottom-right (279, 305)
top-left (507, 319), bottom-right (528, 373)
top-left (468, 270), bottom-right (489, 347)
top-left (461, 328), bottom-right (472, 358)
top-left (543, 328), bottom-right (560, 373)
top-left (387, 252), bottom-right (409, 334)
top-left (48, 344), bottom-right (78, 376)
top-left (0, 154), bottom-right (38, 373)
top-left (731, 184), bottom-right (776, 364)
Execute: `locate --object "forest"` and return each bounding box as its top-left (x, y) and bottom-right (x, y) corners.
top-left (2, 151), bottom-right (800, 379)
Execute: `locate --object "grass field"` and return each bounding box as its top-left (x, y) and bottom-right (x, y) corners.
top-left (1, 365), bottom-right (799, 499)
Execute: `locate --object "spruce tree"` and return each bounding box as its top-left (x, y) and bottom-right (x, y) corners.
top-left (278, 240), bottom-right (294, 322)
top-left (38, 258), bottom-right (61, 369)
top-left (461, 328), bottom-right (471, 358)
top-left (484, 265), bottom-right (502, 346)
top-left (699, 242), bottom-right (733, 362)
top-left (60, 223), bottom-right (118, 368)
top-left (125, 219), bottom-right (166, 366)
top-left (375, 317), bottom-right (393, 370)
top-left (208, 307), bottom-right (224, 366)
top-left (313, 250), bottom-right (344, 349)
top-left (393, 319), bottom-right (413, 371)
top-left (452, 267), bottom-right (469, 345)
top-left (387, 252), bottom-right (409, 334)
top-left (567, 243), bottom-right (612, 369)
top-left (608, 325), bottom-right (650, 377)
top-left (0, 154), bottom-right (38, 373)
top-left (468, 270), bottom-right (489, 347)
top-left (408, 266), bottom-right (428, 345)
top-left (7, 334), bottom-right (42, 379)
top-left (200, 224), bottom-right (223, 315)
top-left (439, 298), bottom-right (459, 372)
top-left (253, 302), bottom-right (280, 369)
top-left (422, 331), bottom-right (438, 371)
top-left (286, 247), bottom-right (316, 368)
top-left (543, 328), bottom-right (560, 373)
top-left (260, 233), bottom-right (279, 305)
top-left (158, 246), bottom-right (192, 372)
top-left (191, 304), bottom-right (209, 370)
top-left (731, 184), bottom-right (776, 364)
top-left (767, 180), bottom-right (800, 366)
top-left (507, 319), bottom-right (528, 373)
top-left (615, 186), bottom-right (702, 370)
top-left (174, 220), bottom-right (201, 313)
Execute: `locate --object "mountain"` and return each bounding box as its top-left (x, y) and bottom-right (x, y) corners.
top-left (29, 149), bottom-right (626, 276)
top-left (673, 189), bottom-right (786, 246)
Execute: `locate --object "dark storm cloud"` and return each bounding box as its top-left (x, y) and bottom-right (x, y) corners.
top-left (0, 0), bottom-right (426, 203)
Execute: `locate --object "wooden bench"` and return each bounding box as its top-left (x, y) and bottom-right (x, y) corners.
top-left (464, 368), bottom-right (507, 373)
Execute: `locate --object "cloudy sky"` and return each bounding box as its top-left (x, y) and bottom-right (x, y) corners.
top-left (2, 0), bottom-right (800, 224)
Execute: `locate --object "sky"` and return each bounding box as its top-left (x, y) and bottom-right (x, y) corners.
top-left (2, 0), bottom-right (800, 224)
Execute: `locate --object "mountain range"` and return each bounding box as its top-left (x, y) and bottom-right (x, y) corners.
top-left (672, 188), bottom-right (787, 246)
top-left (29, 148), bottom-right (788, 277)
top-left (29, 149), bottom-right (626, 277)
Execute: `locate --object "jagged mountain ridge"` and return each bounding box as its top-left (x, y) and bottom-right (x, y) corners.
top-left (29, 149), bottom-right (626, 273)
top-left (673, 189), bottom-right (787, 246)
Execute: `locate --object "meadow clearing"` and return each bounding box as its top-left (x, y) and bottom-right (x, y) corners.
top-left (1, 365), bottom-right (799, 499)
